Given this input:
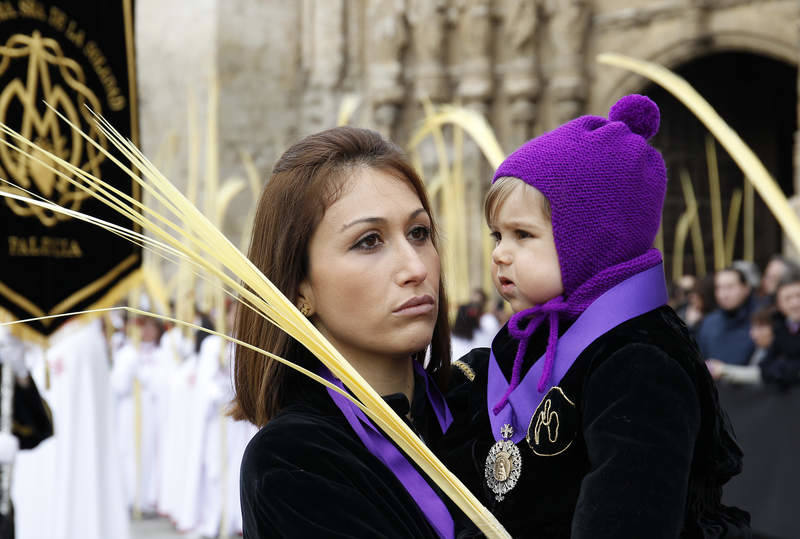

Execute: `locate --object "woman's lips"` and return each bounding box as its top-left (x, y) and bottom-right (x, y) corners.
top-left (393, 294), bottom-right (435, 316)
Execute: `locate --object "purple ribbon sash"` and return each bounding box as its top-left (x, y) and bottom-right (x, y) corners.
top-left (488, 263), bottom-right (669, 444)
top-left (321, 361), bottom-right (455, 539)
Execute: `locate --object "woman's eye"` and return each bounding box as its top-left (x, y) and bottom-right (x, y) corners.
top-left (408, 225), bottom-right (431, 242)
top-left (515, 229), bottom-right (532, 240)
top-left (490, 231), bottom-right (501, 244)
top-left (354, 233), bottom-right (383, 250)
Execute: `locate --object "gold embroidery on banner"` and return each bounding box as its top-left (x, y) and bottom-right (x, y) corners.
top-left (0, 2), bottom-right (143, 342)
top-left (527, 386), bottom-right (576, 457)
top-left (0, 31), bottom-right (108, 227)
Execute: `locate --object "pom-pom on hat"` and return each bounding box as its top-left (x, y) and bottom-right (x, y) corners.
top-left (493, 94), bottom-right (666, 300)
top-left (490, 95), bottom-right (668, 410)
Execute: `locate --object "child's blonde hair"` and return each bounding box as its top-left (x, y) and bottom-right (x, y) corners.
top-left (484, 176), bottom-right (551, 226)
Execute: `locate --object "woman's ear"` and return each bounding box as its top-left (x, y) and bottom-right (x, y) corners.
top-left (297, 280), bottom-right (315, 317)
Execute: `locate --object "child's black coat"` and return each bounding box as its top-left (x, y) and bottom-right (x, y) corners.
top-left (442, 306), bottom-right (751, 538)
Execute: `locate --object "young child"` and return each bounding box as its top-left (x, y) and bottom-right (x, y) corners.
top-left (442, 95), bottom-right (750, 538)
top-left (759, 272), bottom-right (800, 389)
top-left (707, 306), bottom-right (774, 385)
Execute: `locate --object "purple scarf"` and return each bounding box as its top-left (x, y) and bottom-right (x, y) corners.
top-left (494, 249), bottom-right (662, 414)
top-left (490, 261), bottom-right (668, 443)
top-left (320, 361), bottom-right (455, 539)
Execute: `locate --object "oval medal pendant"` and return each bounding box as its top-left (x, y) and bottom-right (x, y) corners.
top-left (484, 424), bottom-right (522, 502)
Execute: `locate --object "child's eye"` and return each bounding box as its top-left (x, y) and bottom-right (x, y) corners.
top-left (353, 232), bottom-right (383, 251)
top-left (515, 229), bottom-right (532, 240)
top-left (408, 225), bottom-right (431, 243)
top-left (490, 231), bottom-right (501, 244)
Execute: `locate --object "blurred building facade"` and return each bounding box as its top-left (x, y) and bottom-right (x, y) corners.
top-left (135, 0), bottom-right (800, 286)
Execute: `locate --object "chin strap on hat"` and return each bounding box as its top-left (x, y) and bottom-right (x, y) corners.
top-left (492, 296), bottom-right (569, 415)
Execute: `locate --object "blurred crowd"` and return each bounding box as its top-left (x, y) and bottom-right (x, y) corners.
top-left (107, 302), bottom-right (256, 538)
top-left (7, 300), bottom-right (255, 539)
top-left (449, 289), bottom-right (510, 361)
top-left (668, 255), bottom-right (800, 389)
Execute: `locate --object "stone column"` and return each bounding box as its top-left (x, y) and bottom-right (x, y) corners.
top-left (455, 0), bottom-right (494, 292)
top-left (408, 0), bottom-right (449, 103)
top-left (301, 0), bottom-right (345, 133)
top-left (501, 0), bottom-right (540, 146)
top-left (547, 0), bottom-right (591, 125)
top-left (366, 0), bottom-right (408, 139)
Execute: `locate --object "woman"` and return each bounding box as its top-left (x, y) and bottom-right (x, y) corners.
top-left (232, 127), bottom-right (458, 538)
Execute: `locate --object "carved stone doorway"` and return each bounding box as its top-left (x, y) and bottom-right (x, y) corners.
top-left (642, 51), bottom-right (797, 280)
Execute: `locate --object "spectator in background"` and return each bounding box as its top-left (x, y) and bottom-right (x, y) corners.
top-left (0, 329), bottom-right (54, 538)
top-left (696, 267), bottom-right (761, 365)
top-left (760, 271), bottom-right (800, 389)
top-left (759, 255), bottom-right (797, 304)
top-left (679, 274), bottom-right (717, 334)
top-left (732, 260), bottom-right (761, 289)
top-left (707, 306), bottom-right (775, 385)
top-left (469, 288), bottom-right (500, 348)
top-left (491, 298), bottom-right (510, 327)
top-left (451, 304), bottom-right (482, 362)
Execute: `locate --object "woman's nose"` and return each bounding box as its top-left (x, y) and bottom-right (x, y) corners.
top-left (396, 242), bottom-right (429, 285)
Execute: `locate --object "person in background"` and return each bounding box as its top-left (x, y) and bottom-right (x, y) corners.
top-left (491, 299), bottom-right (511, 327)
top-left (470, 288), bottom-right (501, 348)
top-left (0, 329), bottom-right (54, 539)
top-left (706, 306), bottom-right (774, 385)
top-left (670, 275), bottom-right (696, 312)
top-left (680, 275), bottom-right (717, 334)
top-left (732, 260), bottom-right (761, 290)
top-left (451, 304), bottom-right (482, 362)
top-left (759, 255), bottom-right (798, 305)
top-left (759, 272), bottom-right (800, 389)
top-left (696, 267), bottom-right (761, 365)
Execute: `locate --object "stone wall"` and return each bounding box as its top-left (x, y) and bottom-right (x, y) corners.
top-left (135, 0), bottom-right (800, 287)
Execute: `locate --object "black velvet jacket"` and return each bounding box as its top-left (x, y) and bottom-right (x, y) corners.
top-left (442, 306), bottom-right (750, 538)
top-left (240, 362), bottom-right (463, 538)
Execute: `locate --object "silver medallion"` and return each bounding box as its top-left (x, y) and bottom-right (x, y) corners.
top-left (484, 423), bottom-right (522, 502)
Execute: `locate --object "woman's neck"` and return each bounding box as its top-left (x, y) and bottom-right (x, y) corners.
top-left (347, 352), bottom-right (415, 404)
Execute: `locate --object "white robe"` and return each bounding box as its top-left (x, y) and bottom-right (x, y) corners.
top-left (225, 412), bottom-right (257, 534)
top-left (12, 319), bottom-right (130, 539)
top-left (110, 341), bottom-right (138, 508)
top-left (159, 349), bottom-right (198, 525)
top-left (174, 335), bottom-right (224, 532)
top-left (136, 341), bottom-right (164, 513)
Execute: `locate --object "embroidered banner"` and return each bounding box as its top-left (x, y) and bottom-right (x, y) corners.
top-left (0, 0), bottom-right (140, 338)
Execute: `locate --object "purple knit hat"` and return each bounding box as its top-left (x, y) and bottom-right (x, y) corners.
top-left (491, 95), bottom-right (667, 412)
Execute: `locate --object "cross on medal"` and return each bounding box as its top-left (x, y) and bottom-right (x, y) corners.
top-left (501, 424), bottom-right (514, 440)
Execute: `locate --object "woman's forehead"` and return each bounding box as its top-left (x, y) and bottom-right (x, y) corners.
top-left (324, 168), bottom-right (423, 221)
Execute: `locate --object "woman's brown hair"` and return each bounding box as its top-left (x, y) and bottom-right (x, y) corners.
top-left (230, 126), bottom-right (451, 427)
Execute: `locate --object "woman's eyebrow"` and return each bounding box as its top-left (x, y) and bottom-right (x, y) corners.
top-left (341, 208), bottom-right (427, 231)
top-left (409, 208), bottom-right (427, 220)
top-left (341, 216), bottom-right (385, 231)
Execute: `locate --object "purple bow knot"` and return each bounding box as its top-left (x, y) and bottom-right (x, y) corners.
top-left (493, 296), bottom-right (570, 415)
